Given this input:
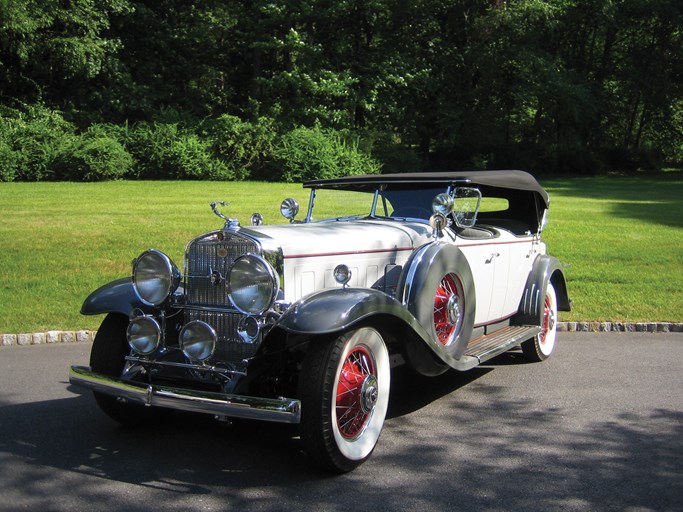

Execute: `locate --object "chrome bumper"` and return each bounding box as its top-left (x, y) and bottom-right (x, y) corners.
top-left (69, 365), bottom-right (301, 424)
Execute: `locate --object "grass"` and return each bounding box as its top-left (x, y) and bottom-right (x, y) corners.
top-left (542, 175), bottom-right (683, 323)
top-left (0, 176), bottom-right (681, 333)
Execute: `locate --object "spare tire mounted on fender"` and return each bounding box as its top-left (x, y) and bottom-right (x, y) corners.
top-left (399, 242), bottom-right (476, 361)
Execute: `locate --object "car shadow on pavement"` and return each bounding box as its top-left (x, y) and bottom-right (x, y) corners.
top-left (1, 360), bottom-right (681, 511)
top-left (387, 365), bottom-right (492, 418)
top-left (0, 363), bottom-right (492, 491)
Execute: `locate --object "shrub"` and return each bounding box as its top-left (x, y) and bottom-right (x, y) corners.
top-left (0, 140), bottom-right (18, 182)
top-left (371, 139), bottom-right (420, 174)
top-left (52, 132), bottom-right (133, 181)
top-left (125, 122), bottom-right (232, 180)
top-left (166, 133), bottom-right (231, 180)
top-left (270, 126), bottom-right (380, 182)
top-left (2, 106), bottom-right (76, 181)
top-left (124, 122), bottom-right (179, 179)
top-left (201, 114), bottom-right (277, 180)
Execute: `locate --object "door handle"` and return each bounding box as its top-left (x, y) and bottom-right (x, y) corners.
top-left (485, 253), bottom-right (500, 264)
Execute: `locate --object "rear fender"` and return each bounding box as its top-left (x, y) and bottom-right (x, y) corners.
top-left (514, 255), bottom-right (571, 326)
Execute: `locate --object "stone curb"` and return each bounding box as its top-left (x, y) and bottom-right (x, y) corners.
top-left (1, 323), bottom-right (682, 347)
top-left (1, 330), bottom-right (97, 347)
top-left (556, 322), bottom-right (683, 333)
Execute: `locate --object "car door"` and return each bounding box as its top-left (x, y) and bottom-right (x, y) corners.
top-left (459, 242), bottom-right (497, 326)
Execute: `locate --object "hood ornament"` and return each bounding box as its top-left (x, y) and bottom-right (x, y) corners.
top-left (211, 201), bottom-right (240, 231)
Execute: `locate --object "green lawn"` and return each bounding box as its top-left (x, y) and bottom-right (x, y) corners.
top-left (1, 176), bottom-right (681, 333)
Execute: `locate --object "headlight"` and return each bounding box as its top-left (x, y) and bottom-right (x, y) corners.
top-left (228, 254), bottom-right (279, 315)
top-left (280, 198), bottom-right (299, 221)
top-left (132, 250), bottom-right (180, 306)
top-left (180, 320), bottom-right (216, 362)
top-left (127, 316), bottom-right (161, 355)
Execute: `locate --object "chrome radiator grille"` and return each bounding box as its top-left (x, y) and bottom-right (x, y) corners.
top-left (184, 232), bottom-right (259, 307)
top-left (184, 309), bottom-right (260, 362)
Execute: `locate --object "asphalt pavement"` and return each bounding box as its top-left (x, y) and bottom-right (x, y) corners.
top-left (0, 332), bottom-right (681, 512)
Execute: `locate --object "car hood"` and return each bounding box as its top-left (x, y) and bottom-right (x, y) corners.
top-left (244, 219), bottom-right (433, 258)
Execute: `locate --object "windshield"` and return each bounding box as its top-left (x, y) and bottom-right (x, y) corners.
top-left (306, 186), bottom-right (448, 222)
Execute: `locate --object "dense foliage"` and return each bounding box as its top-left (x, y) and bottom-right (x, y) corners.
top-left (1, 0), bottom-right (681, 181)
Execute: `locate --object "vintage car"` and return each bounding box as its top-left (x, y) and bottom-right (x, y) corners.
top-left (69, 170), bottom-right (570, 472)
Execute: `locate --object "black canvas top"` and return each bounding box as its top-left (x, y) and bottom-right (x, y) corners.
top-left (304, 170), bottom-right (549, 207)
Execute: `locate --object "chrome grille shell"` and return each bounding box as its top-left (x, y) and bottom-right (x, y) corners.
top-left (181, 229), bottom-right (283, 366)
top-left (184, 231), bottom-right (260, 308)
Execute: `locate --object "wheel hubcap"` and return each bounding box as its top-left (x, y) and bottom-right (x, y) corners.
top-left (447, 293), bottom-right (461, 325)
top-left (360, 375), bottom-right (378, 413)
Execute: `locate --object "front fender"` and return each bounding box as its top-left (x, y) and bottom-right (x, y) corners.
top-left (81, 278), bottom-right (150, 317)
top-left (273, 287), bottom-right (481, 373)
top-left (275, 287), bottom-right (425, 336)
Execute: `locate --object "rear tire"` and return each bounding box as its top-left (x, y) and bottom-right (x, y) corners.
top-left (90, 313), bottom-right (154, 425)
top-left (522, 282), bottom-right (558, 362)
top-left (299, 327), bottom-right (390, 473)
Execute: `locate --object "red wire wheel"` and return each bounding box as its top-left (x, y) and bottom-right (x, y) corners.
top-left (522, 282), bottom-right (558, 362)
top-left (336, 346), bottom-right (376, 439)
top-left (299, 327), bottom-right (390, 472)
top-left (433, 273), bottom-right (464, 345)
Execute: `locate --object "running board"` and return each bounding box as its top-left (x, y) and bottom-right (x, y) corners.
top-left (464, 325), bottom-right (542, 364)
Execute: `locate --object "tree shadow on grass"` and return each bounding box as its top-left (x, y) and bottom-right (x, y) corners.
top-left (545, 175), bottom-right (683, 229)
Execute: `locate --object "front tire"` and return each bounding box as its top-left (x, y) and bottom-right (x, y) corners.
top-left (522, 282), bottom-right (558, 361)
top-left (90, 313), bottom-right (154, 425)
top-left (299, 327), bottom-right (390, 473)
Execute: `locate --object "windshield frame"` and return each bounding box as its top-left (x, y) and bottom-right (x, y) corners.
top-left (305, 185), bottom-right (455, 224)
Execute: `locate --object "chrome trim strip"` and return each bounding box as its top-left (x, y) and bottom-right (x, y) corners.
top-left (124, 356), bottom-right (247, 376)
top-left (69, 366), bottom-right (301, 424)
top-left (284, 246), bottom-right (414, 260)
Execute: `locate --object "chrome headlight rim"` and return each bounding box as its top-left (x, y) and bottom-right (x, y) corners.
top-left (126, 315), bottom-right (161, 355)
top-left (227, 253), bottom-right (279, 315)
top-left (333, 264), bottom-right (352, 286)
top-left (132, 249), bottom-right (180, 307)
top-left (179, 320), bottom-right (217, 362)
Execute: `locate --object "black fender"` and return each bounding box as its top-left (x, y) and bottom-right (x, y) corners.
top-left (243, 288), bottom-right (436, 393)
top-left (271, 286), bottom-right (468, 377)
top-left (397, 242), bottom-right (476, 365)
top-left (275, 287), bottom-right (428, 337)
top-left (514, 254), bottom-right (571, 326)
top-left (81, 278), bottom-right (151, 317)
top-left (271, 243), bottom-right (481, 375)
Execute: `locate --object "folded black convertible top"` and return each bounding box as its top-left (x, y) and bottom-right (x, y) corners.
top-left (304, 170), bottom-right (549, 208)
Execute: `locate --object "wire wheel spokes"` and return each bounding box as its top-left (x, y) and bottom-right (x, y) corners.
top-left (539, 291), bottom-right (556, 346)
top-left (336, 346), bottom-right (376, 439)
top-left (433, 273), bottom-right (464, 345)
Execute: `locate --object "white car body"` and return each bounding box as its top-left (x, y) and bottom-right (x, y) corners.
top-left (69, 170), bottom-right (571, 472)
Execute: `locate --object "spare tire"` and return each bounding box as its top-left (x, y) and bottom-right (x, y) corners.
top-left (398, 242), bottom-right (475, 363)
